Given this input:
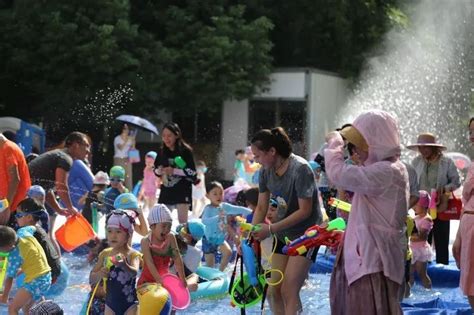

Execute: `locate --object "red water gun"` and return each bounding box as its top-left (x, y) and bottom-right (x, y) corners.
top-left (282, 218), bottom-right (346, 256)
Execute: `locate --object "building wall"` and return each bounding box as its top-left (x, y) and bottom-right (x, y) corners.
top-left (306, 72), bottom-right (348, 158)
top-left (219, 99), bottom-right (249, 179)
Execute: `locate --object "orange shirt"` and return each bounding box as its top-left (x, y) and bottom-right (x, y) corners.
top-left (0, 140), bottom-right (31, 211)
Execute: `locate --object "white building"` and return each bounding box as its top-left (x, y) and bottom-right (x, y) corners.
top-left (219, 68), bottom-right (348, 180)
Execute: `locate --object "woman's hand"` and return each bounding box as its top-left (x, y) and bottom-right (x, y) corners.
top-left (251, 223), bottom-right (271, 241)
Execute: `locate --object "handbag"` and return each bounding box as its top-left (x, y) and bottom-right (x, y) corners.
top-left (437, 192), bottom-right (462, 221)
top-left (128, 149), bottom-right (141, 164)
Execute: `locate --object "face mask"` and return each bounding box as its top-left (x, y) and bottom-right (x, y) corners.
top-left (198, 167), bottom-right (208, 174)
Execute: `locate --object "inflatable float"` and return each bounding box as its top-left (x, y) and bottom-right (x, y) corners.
top-left (190, 266), bottom-right (229, 300)
top-left (137, 283), bottom-right (172, 315)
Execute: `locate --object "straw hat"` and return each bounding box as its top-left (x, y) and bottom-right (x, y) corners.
top-left (407, 133), bottom-right (446, 151)
top-left (339, 126), bottom-right (369, 152)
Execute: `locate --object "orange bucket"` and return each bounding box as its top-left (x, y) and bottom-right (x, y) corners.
top-left (55, 214), bottom-right (95, 252)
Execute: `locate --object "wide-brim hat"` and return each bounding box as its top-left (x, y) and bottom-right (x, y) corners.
top-left (407, 133), bottom-right (446, 151)
top-left (339, 126), bottom-right (369, 152)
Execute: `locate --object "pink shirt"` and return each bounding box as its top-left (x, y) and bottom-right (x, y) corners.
top-left (325, 110), bottom-right (408, 285)
top-left (462, 162), bottom-right (474, 212)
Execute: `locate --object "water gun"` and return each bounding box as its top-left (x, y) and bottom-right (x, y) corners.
top-left (0, 252), bottom-right (9, 291)
top-left (328, 198), bottom-right (351, 212)
top-left (0, 199), bottom-right (9, 213)
top-left (429, 189), bottom-right (438, 220)
top-left (173, 156), bottom-right (187, 169)
top-left (235, 216), bottom-right (261, 233)
top-left (282, 218), bottom-right (346, 256)
top-left (241, 241), bottom-right (259, 287)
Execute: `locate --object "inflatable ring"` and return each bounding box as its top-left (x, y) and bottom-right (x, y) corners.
top-left (191, 266), bottom-right (229, 300)
top-left (137, 283), bottom-right (172, 315)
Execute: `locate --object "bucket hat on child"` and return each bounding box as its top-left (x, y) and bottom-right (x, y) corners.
top-left (93, 171), bottom-right (110, 185)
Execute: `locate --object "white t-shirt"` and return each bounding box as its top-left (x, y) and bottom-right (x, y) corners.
top-left (114, 135), bottom-right (133, 158)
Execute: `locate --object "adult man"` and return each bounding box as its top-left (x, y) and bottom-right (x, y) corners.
top-left (408, 132), bottom-right (460, 265)
top-left (29, 131), bottom-right (90, 220)
top-left (0, 132), bottom-right (31, 225)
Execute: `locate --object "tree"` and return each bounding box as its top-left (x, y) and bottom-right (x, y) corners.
top-left (130, 1), bottom-right (274, 113)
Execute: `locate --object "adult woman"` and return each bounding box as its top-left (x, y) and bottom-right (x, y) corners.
top-left (250, 127), bottom-right (322, 315)
top-left (452, 117), bottom-right (474, 312)
top-left (113, 124), bottom-right (135, 190)
top-left (325, 110), bottom-right (408, 314)
top-left (408, 133), bottom-right (460, 264)
top-left (154, 122), bottom-right (198, 223)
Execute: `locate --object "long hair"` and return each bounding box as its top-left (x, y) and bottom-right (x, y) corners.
top-left (250, 127), bottom-right (292, 158)
top-left (161, 122), bottom-right (192, 153)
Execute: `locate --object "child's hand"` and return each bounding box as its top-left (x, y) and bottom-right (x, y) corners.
top-left (97, 267), bottom-right (109, 279)
top-left (0, 293), bottom-right (8, 304)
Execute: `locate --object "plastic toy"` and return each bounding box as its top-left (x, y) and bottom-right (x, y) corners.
top-left (282, 218), bottom-right (346, 256)
top-left (0, 252), bottom-right (8, 291)
top-left (235, 216), bottom-right (261, 234)
top-left (173, 156), bottom-right (186, 169)
top-left (328, 198), bottom-right (351, 212)
top-left (429, 188), bottom-right (438, 220)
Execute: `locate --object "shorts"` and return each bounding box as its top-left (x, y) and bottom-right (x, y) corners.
top-left (274, 237), bottom-right (318, 263)
top-left (202, 237), bottom-right (219, 255)
top-left (22, 272), bottom-right (52, 301)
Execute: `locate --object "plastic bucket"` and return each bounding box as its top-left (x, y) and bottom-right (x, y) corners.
top-left (161, 273), bottom-right (191, 310)
top-left (55, 214), bottom-right (95, 252)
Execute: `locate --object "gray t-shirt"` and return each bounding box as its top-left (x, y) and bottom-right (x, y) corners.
top-left (29, 149), bottom-right (73, 191)
top-left (259, 153), bottom-right (322, 241)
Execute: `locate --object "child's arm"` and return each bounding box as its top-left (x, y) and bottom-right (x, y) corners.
top-left (141, 237), bottom-right (162, 284)
top-left (222, 203), bottom-right (252, 216)
top-left (0, 277), bottom-right (13, 303)
top-left (169, 234), bottom-right (187, 287)
top-left (116, 251), bottom-right (140, 275)
top-left (90, 250), bottom-right (108, 285)
top-left (133, 208), bottom-right (149, 236)
top-left (201, 206), bottom-right (220, 226)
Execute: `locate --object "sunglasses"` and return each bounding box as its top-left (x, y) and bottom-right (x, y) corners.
top-left (269, 198), bottom-right (278, 208)
top-left (110, 178), bottom-right (123, 183)
top-left (15, 210), bottom-right (43, 219)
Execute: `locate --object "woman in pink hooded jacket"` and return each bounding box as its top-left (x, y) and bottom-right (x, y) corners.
top-left (325, 110), bottom-right (409, 315)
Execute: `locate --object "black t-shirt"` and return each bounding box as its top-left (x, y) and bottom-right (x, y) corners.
top-left (29, 149), bottom-right (73, 191)
top-left (34, 225), bottom-right (62, 280)
top-left (155, 146), bottom-right (197, 204)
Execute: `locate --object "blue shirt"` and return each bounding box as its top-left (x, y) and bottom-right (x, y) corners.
top-left (201, 203), bottom-right (252, 245)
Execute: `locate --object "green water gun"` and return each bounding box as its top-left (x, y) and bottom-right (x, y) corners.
top-left (0, 252), bottom-right (9, 292)
top-left (328, 198), bottom-right (351, 212)
top-left (173, 156), bottom-right (187, 169)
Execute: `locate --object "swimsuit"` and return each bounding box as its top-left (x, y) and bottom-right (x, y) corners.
top-left (137, 235), bottom-right (174, 286)
top-left (103, 249), bottom-right (140, 315)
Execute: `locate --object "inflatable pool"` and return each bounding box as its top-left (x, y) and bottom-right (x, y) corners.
top-left (190, 266), bottom-right (229, 300)
top-left (310, 252), bottom-right (461, 288)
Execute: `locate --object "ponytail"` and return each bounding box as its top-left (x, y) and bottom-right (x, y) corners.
top-left (251, 126), bottom-right (292, 158)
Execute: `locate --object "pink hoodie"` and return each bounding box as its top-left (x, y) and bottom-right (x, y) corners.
top-left (325, 110), bottom-right (409, 285)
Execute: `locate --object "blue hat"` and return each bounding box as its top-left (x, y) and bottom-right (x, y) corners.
top-left (187, 219), bottom-right (205, 240)
top-left (28, 185), bottom-right (46, 198)
top-left (145, 151), bottom-right (157, 160)
top-left (309, 161), bottom-right (320, 170)
top-left (114, 193), bottom-right (138, 210)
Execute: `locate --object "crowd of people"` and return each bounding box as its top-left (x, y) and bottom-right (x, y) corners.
top-left (0, 112), bottom-right (473, 314)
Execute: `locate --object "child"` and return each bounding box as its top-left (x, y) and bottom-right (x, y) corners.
top-left (137, 204), bottom-right (186, 287)
top-left (15, 198), bottom-right (62, 284)
top-left (90, 211), bottom-right (141, 315)
top-left (26, 186), bottom-right (49, 231)
top-left (0, 226), bottom-right (51, 314)
top-left (233, 149), bottom-right (247, 184)
top-left (138, 151), bottom-right (160, 211)
top-left (201, 181), bottom-right (252, 271)
top-left (104, 166), bottom-right (129, 214)
top-left (409, 190), bottom-right (433, 289)
top-left (192, 160), bottom-right (208, 218)
top-left (114, 192), bottom-right (149, 237)
top-left (80, 171), bottom-right (110, 227)
top-left (174, 219), bottom-right (206, 292)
